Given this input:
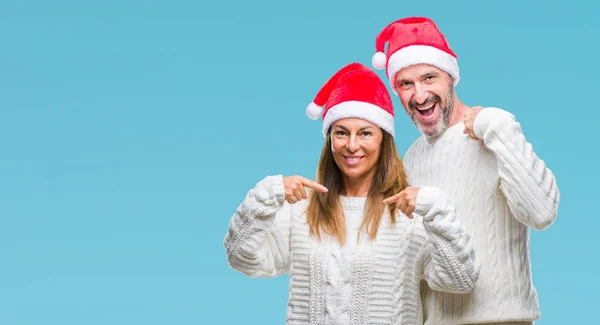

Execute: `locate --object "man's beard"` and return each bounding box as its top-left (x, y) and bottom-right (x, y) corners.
top-left (409, 84), bottom-right (454, 139)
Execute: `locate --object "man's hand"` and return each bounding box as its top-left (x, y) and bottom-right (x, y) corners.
top-left (382, 187), bottom-right (420, 219)
top-left (463, 106), bottom-right (484, 140)
top-left (282, 176), bottom-right (328, 204)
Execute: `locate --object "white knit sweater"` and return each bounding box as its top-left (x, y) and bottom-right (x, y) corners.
top-left (403, 107), bottom-right (560, 324)
top-left (224, 175), bottom-right (480, 324)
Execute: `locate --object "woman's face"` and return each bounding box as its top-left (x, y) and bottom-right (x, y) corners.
top-left (330, 118), bottom-right (383, 182)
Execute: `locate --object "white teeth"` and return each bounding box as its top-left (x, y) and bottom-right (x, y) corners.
top-left (347, 157), bottom-right (360, 161)
top-left (417, 104), bottom-right (435, 111)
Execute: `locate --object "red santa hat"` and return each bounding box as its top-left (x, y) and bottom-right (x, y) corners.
top-left (306, 62), bottom-right (395, 138)
top-left (371, 17), bottom-right (459, 94)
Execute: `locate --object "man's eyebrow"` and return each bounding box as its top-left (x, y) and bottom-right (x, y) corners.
top-left (421, 71), bottom-right (440, 78)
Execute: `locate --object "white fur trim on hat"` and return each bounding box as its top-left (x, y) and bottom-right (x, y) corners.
top-left (321, 101), bottom-right (394, 138)
top-left (386, 45), bottom-right (460, 94)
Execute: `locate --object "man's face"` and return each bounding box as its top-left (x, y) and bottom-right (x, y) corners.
top-left (394, 64), bottom-right (455, 139)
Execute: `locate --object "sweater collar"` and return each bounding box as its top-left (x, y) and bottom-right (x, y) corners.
top-left (340, 196), bottom-right (367, 210)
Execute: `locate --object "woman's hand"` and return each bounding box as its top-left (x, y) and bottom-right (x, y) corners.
top-left (382, 187), bottom-right (420, 218)
top-left (282, 176), bottom-right (328, 204)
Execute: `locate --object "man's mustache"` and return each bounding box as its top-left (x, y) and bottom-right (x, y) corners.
top-left (409, 95), bottom-right (441, 109)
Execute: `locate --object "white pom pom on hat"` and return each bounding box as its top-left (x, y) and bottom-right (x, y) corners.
top-left (306, 102), bottom-right (322, 120)
top-left (372, 52), bottom-right (387, 70)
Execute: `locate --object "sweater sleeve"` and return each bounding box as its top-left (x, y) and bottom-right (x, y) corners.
top-left (417, 187), bottom-right (480, 294)
top-left (223, 175), bottom-right (292, 278)
top-left (473, 107), bottom-right (560, 231)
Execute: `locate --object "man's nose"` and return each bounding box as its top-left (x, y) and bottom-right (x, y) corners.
top-left (413, 83), bottom-right (428, 104)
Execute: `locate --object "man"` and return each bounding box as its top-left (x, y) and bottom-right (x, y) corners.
top-left (371, 17), bottom-right (560, 325)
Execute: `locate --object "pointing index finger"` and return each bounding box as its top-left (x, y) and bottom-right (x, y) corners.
top-left (382, 192), bottom-right (401, 204)
top-left (301, 177), bottom-right (328, 193)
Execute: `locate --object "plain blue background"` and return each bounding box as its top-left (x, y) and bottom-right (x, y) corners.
top-left (0, 0), bottom-right (597, 324)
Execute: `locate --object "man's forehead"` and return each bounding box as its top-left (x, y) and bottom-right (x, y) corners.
top-left (394, 64), bottom-right (443, 80)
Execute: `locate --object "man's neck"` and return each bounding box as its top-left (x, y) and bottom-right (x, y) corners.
top-left (448, 98), bottom-right (469, 127)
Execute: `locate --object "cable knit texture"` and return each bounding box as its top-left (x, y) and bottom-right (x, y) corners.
top-left (224, 175), bottom-right (480, 324)
top-left (403, 107), bottom-right (560, 325)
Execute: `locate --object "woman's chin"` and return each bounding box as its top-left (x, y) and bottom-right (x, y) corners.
top-left (340, 168), bottom-right (367, 179)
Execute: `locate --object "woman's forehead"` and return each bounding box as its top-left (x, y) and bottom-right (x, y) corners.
top-left (332, 118), bottom-right (377, 129)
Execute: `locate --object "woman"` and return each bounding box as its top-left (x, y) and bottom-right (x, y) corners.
top-left (223, 62), bottom-right (479, 324)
